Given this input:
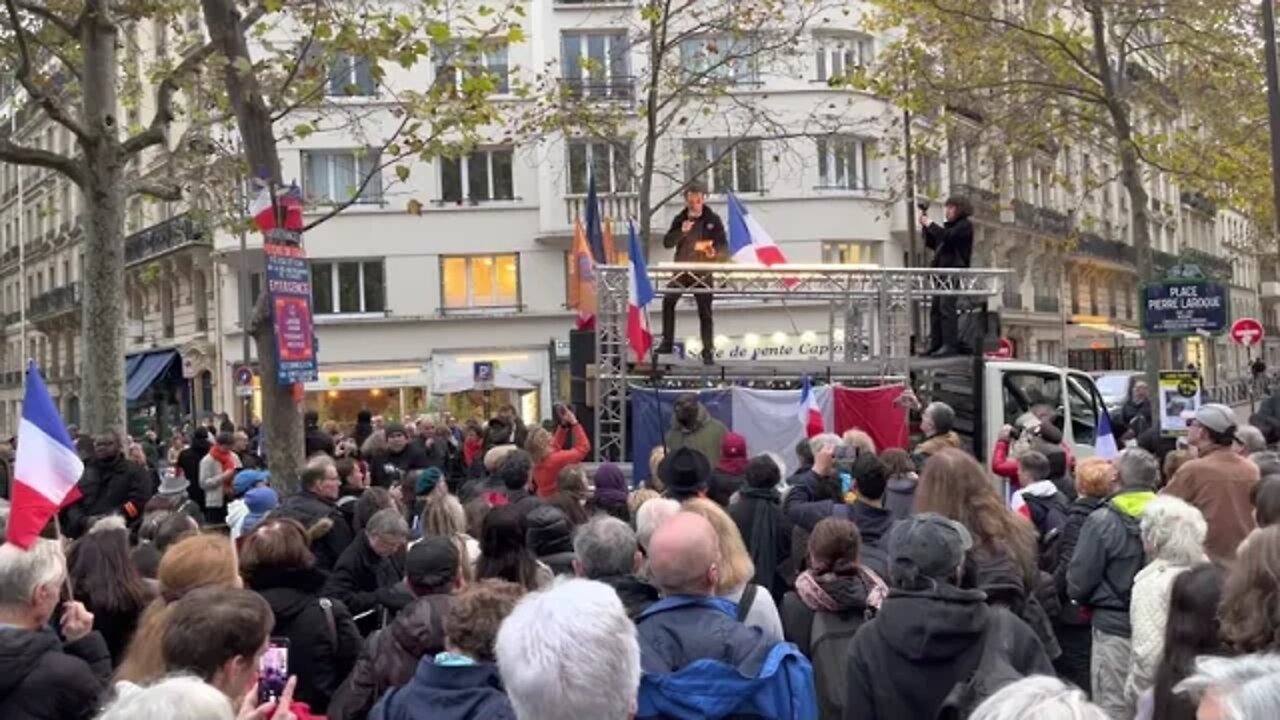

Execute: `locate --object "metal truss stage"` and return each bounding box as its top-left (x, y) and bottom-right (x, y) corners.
top-left (591, 263), bottom-right (1009, 461)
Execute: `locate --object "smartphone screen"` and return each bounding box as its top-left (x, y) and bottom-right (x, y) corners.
top-left (257, 638), bottom-right (289, 705)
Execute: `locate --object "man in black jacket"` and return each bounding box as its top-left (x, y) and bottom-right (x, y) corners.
top-left (920, 196), bottom-right (975, 357)
top-left (305, 410), bottom-right (336, 459)
top-left (657, 182), bottom-right (728, 365)
top-left (370, 423), bottom-right (429, 489)
top-left (0, 539), bottom-right (112, 720)
top-left (323, 507), bottom-right (413, 636)
top-left (277, 462), bottom-right (356, 571)
top-left (573, 514), bottom-right (660, 619)
top-left (63, 432), bottom-right (152, 536)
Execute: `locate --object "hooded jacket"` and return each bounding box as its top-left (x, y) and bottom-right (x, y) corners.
top-left (664, 405), bottom-right (728, 469)
top-left (1067, 490), bottom-right (1155, 637)
top-left (369, 659), bottom-right (515, 720)
top-left (525, 506), bottom-right (576, 577)
top-left (1053, 495), bottom-right (1107, 625)
top-left (0, 627), bottom-right (112, 720)
top-left (249, 567), bottom-right (363, 714)
top-left (883, 471), bottom-right (918, 522)
top-left (277, 490), bottom-right (355, 572)
top-left (636, 595), bottom-right (775, 675)
top-left (64, 454), bottom-right (152, 536)
top-left (843, 585), bottom-right (1052, 720)
top-left (371, 445), bottom-right (431, 489)
top-left (329, 593), bottom-right (452, 720)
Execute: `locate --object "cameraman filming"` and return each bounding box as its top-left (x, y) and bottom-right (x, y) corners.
top-left (919, 196), bottom-right (974, 357)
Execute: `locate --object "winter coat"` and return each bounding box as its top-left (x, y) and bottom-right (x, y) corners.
top-left (370, 446), bottom-right (430, 489)
top-left (912, 431), bottom-right (964, 468)
top-left (1018, 481), bottom-right (1071, 544)
top-left (306, 425), bottom-right (337, 459)
top-left (663, 206), bottom-right (729, 263)
top-left (1126, 557), bottom-right (1202, 704)
top-left (595, 574), bottom-right (661, 619)
top-left (783, 499), bottom-right (891, 582)
top-left (967, 544), bottom-right (1062, 660)
top-left (329, 593), bottom-right (452, 720)
top-left (842, 585), bottom-right (1052, 720)
top-left (923, 215), bottom-right (973, 269)
top-left (530, 423), bottom-right (590, 498)
top-left (1067, 490), bottom-right (1155, 637)
top-left (323, 533), bottom-right (413, 635)
top-left (248, 568), bottom-right (361, 714)
top-left (64, 455), bottom-right (152, 536)
top-left (1054, 495), bottom-right (1106, 624)
top-left (177, 438), bottom-right (211, 508)
top-left (276, 490), bottom-right (356, 572)
top-left (0, 627), bottom-right (112, 720)
top-left (503, 489), bottom-right (543, 521)
top-left (883, 472), bottom-right (918, 522)
top-left (635, 595), bottom-right (775, 675)
top-left (728, 492), bottom-right (795, 599)
top-left (369, 660), bottom-right (515, 720)
top-left (1162, 447), bottom-right (1259, 561)
top-left (664, 405), bottom-right (729, 469)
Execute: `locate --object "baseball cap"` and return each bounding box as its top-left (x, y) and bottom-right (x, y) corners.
top-left (887, 513), bottom-right (973, 586)
top-left (1190, 403), bottom-right (1236, 435)
top-left (405, 536), bottom-right (461, 591)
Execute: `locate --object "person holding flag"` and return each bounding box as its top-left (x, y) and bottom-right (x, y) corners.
top-left (658, 182), bottom-right (727, 365)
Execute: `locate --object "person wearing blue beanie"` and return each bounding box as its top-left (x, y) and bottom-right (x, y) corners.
top-left (229, 469), bottom-right (272, 539)
top-left (242, 487), bottom-right (280, 536)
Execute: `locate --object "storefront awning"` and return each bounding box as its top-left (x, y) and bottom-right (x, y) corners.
top-left (125, 350), bottom-right (177, 402)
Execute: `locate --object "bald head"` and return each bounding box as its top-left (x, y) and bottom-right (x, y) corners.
top-left (646, 512), bottom-right (720, 597)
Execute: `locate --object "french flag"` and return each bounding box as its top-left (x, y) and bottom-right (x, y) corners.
top-left (249, 182), bottom-right (305, 233)
top-left (6, 363), bottom-right (83, 549)
top-left (797, 375), bottom-right (824, 437)
top-left (1095, 406), bottom-right (1119, 460)
top-left (727, 192), bottom-right (788, 266)
top-left (627, 222), bottom-right (655, 360)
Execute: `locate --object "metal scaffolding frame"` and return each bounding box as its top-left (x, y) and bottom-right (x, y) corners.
top-left (592, 263), bottom-right (1009, 462)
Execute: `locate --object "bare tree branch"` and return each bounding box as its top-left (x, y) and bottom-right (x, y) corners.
top-left (0, 138), bottom-right (84, 185)
top-left (129, 179), bottom-right (183, 201)
top-left (301, 113), bottom-right (412, 231)
top-left (3, 0), bottom-right (90, 142)
top-left (14, 0), bottom-right (76, 37)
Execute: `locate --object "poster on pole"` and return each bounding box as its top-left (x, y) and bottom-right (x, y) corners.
top-left (1158, 370), bottom-right (1201, 434)
top-left (265, 242), bottom-right (318, 385)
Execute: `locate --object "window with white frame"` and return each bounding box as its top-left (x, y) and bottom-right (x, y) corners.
top-left (916, 151), bottom-right (941, 197)
top-left (1012, 156), bottom-right (1029, 201)
top-left (680, 34), bottom-right (760, 84)
top-left (310, 260), bottom-right (385, 315)
top-left (302, 150), bottom-right (383, 204)
top-left (434, 42), bottom-right (510, 94)
top-left (441, 254), bottom-right (520, 310)
top-left (814, 33), bottom-right (873, 83)
top-left (1036, 165), bottom-right (1053, 207)
top-left (328, 52), bottom-right (376, 96)
top-left (815, 137), bottom-right (874, 190)
top-left (561, 32), bottom-right (631, 99)
top-left (567, 140), bottom-right (632, 194)
top-left (684, 139), bottom-right (762, 194)
top-left (440, 147), bottom-right (515, 203)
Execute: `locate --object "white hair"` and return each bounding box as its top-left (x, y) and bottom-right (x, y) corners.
top-left (635, 498), bottom-right (680, 550)
top-left (495, 578), bottom-right (640, 720)
top-left (573, 515), bottom-right (638, 578)
top-left (0, 538), bottom-right (66, 609)
top-left (366, 507), bottom-right (410, 539)
top-left (89, 515), bottom-right (128, 534)
top-left (1175, 654), bottom-right (1280, 720)
top-left (1140, 496), bottom-right (1208, 565)
top-left (808, 432), bottom-right (844, 456)
top-left (97, 677), bottom-right (234, 720)
top-left (969, 676), bottom-right (1108, 720)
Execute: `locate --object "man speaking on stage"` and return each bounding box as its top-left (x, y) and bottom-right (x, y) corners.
top-left (657, 181), bottom-right (727, 365)
top-left (919, 195), bottom-right (974, 357)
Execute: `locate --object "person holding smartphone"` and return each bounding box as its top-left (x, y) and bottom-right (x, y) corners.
top-left (918, 195), bottom-right (974, 357)
top-left (528, 405), bottom-right (590, 498)
top-left (658, 181), bottom-right (728, 365)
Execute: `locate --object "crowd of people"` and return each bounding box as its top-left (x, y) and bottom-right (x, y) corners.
top-left (1, 393), bottom-right (1280, 719)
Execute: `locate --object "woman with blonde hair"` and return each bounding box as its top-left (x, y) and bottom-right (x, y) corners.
top-left (681, 497), bottom-right (784, 641)
top-left (1220, 525), bottom-right (1280, 654)
top-left (418, 491), bottom-right (481, 569)
top-left (842, 429), bottom-right (876, 457)
top-left (114, 534), bottom-right (241, 684)
top-left (526, 409), bottom-right (590, 498)
top-left (646, 446), bottom-right (666, 493)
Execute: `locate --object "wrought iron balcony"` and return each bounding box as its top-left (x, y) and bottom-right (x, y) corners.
top-left (29, 281), bottom-right (81, 322)
top-left (1011, 200), bottom-right (1071, 236)
top-left (1033, 295), bottom-right (1060, 313)
top-left (125, 213), bottom-right (209, 267)
top-left (1073, 232), bottom-right (1136, 266)
top-left (558, 76), bottom-right (635, 102)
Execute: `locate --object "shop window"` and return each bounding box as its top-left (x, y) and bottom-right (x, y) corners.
top-left (310, 260), bottom-right (386, 315)
top-left (441, 254), bottom-right (520, 312)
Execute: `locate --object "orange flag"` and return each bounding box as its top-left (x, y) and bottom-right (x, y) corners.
top-left (569, 219), bottom-right (597, 329)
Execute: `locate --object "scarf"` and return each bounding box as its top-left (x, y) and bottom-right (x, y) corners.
top-left (794, 568), bottom-right (888, 614)
top-left (209, 444), bottom-right (238, 495)
top-left (739, 487), bottom-right (782, 592)
top-left (463, 436), bottom-right (484, 467)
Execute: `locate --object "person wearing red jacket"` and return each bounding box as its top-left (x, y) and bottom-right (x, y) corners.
top-left (528, 410), bottom-right (590, 498)
top-left (992, 422), bottom-right (1074, 489)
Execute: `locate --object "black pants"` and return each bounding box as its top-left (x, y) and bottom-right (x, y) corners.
top-left (660, 272), bottom-right (714, 354)
top-left (928, 294), bottom-right (958, 351)
top-left (1052, 621), bottom-right (1093, 696)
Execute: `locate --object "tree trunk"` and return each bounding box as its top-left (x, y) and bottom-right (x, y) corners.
top-left (202, 0), bottom-right (305, 493)
top-left (79, 2), bottom-right (127, 435)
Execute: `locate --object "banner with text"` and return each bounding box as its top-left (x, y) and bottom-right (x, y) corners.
top-left (265, 242), bottom-right (318, 385)
top-left (1158, 370), bottom-right (1201, 434)
top-left (1141, 282), bottom-right (1228, 337)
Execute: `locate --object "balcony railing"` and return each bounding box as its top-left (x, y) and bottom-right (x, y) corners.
top-left (1073, 231), bottom-right (1136, 266)
top-left (1033, 295), bottom-right (1060, 313)
top-left (1001, 288), bottom-right (1024, 310)
top-left (125, 213), bottom-right (209, 267)
top-left (564, 193), bottom-right (641, 227)
top-left (559, 76), bottom-right (635, 102)
top-left (29, 282), bottom-right (81, 322)
top-left (949, 183), bottom-right (1000, 218)
top-left (3, 310), bottom-right (19, 326)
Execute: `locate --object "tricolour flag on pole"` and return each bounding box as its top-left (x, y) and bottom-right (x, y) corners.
top-left (727, 192), bottom-right (788, 266)
top-left (248, 184), bottom-right (276, 232)
top-left (278, 182), bottom-right (305, 231)
top-left (6, 362), bottom-right (83, 548)
top-left (797, 375), bottom-right (825, 438)
top-left (1094, 406), bottom-right (1119, 460)
top-left (627, 222), bottom-right (654, 360)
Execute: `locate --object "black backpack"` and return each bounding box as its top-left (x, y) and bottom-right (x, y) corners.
top-left (936, 609), bottom-right (1024, 719)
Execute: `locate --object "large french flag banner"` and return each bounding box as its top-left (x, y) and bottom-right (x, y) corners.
top-left (727, 192), bottom-right (788, 266)
top-left (6, 363), bottom-right (83, 548)
top-left (797, 375), bottom-right (825, 438)
top-left (627, 222), bottom-right (655, 360)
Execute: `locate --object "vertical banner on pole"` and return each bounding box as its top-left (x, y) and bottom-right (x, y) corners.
top-left (264, 242), bottom-right (319, 384)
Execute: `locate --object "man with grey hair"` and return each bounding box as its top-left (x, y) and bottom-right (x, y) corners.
top-left (782, 433), bottom-right (844, 520)
top-left (1234, 425), bottom-right (1267, 456)
top-left (324, 507), bottom-right (413, 634)
top-left (1068, 447), bottom-right (1159, 719)
top-left (970, 676), bottom-right (1109, 720)
top-left (573, 515), bottom-right (659, 619)
top-left (0, 538), bottom-right (111, 719)
top-left (1175, 653), bottom-right (1280, 720)
top-left (496, 578), bottom-right (641, 720)
top-left (913, 401), bottom-right (963, 465)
